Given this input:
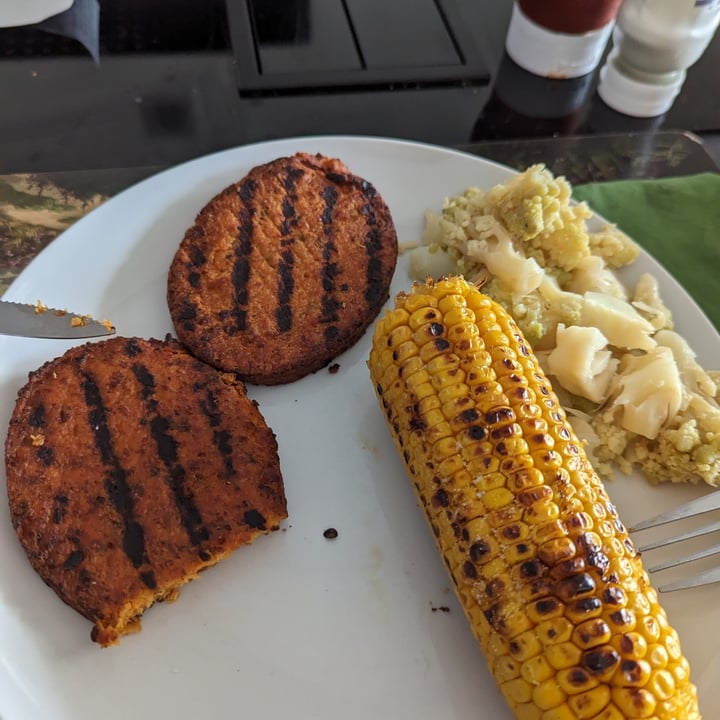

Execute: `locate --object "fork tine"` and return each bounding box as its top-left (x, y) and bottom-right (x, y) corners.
top-left (649, 540), bottom-right (720, 573)
top-left (659, 565), bottom-right (720, 592)
top-left (637, 517), bottom-right (720, 552)
top-left (630, 491), bottom-right (720, 531)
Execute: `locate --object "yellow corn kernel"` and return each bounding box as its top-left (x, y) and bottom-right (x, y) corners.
top-left (521, 654), bottom-right (555, 685)
top-left (532, 677), bottom-right (567, 711)
top-left (515, 703), bottom-right (544, 720)
top-left (611, 687), bottom-right (657, 718)
top-left (647, 642), bottom-right (669, 669)
top-left (649, 668), bottom-right (677, 701)
top-left (494, 655), bottom-right (522, 683)
top-left (567, 684), bottom-right (611, 718)
top-left (502, 676), bottom-right (534, 704)
top-left (582, 703), bottom-right (626, 720)
top-left (541, 704), bottom-right (577, 720)
top-left (546, 644), bottom-right (582, 676)
top-left (368, 277), bottom-right (700, 720)
top-left (509, 628), bottom-right (543, 662)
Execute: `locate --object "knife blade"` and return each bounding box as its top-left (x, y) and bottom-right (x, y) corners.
top-left (0, 300), bottom-right (116, 339)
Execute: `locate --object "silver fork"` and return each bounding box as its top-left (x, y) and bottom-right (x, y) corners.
top-left (630, 491), bottom-right (720, 592)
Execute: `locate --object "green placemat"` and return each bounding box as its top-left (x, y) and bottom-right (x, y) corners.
top-left (573, 172), bottom-right (720, 331)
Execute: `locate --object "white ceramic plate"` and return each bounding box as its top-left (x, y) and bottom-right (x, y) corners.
top-left (1, 137), bottom-right (718, 720)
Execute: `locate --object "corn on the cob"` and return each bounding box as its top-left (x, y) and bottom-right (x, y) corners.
top-left (368, 276), bottom-right (700, 720)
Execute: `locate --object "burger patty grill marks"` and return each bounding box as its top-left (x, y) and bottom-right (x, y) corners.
top-left (275, 166), bottom-right (303, 333)
top-left (280, 165), bottom-right (303, 235)
top-left (232, 178), bottom-right (257, 332)
top-left (361, 195), bottom-right (386, 308)
top-left (29, 402), bottom-right (46, 428)
top-left (80, 371), bottom-right (157, 590)
top-left (276, 248), bottom-right (295, 333)
top-left (319, 185), bottom-right (341, 344)
top-left (131, 362), bottom-right (211, 550)
top-left (197, 386), bottom-right (236, 477)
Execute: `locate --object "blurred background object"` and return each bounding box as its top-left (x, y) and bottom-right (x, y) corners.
top-left (505, 0), bottom-right (623, 78)
top-left (598, 0), bottom-right (720, 117)
top-left (0, 0), bottom-right (718, 171)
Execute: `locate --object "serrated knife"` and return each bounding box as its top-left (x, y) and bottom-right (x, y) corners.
top-left (0, 300), bottom-right (116, 339)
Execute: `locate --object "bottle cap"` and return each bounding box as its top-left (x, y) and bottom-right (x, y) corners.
top-left (505, 3), bottom-right (614, 79)
top-left (598, 51), bottom-right (686, 117)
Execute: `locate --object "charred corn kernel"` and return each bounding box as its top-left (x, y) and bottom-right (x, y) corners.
top-left (612, 687), bottom-right (657, 718)
top-left (612, 658), bottom-right (652, 687)
top-left (558, 667), bottom-right (599, 696)
top-left (510, 628), bottom-right (543, 662)
top-left (612, 631), bottom-right (648, 660)
top-left (585, 704), bottom-right (625, 720)
top-left (572, 619), bottom-right (612, 650)
top-left (580, 645), bottom-right (621, 682)
top-left (567, 684), bottom-right (611, 718)
top-left (368, 277), bottom-right (701, 720)
top-left (495, 655), bottom-right (522, 683)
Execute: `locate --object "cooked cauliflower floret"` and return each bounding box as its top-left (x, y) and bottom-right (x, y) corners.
top-left (587, 224), bottom-right (640, 268)
top-left (632, 273), bottom-right (674, 331)
top-left (547, 324), bottom-right (618, 403)
top-left (526, 203), bottom-right (591, 272)
top-left (655, 329), bottom-right (717, 399)
top-left (564, 255), bottom-right (628, 299)
top-left (626, 418), bottom-right (720, 486)
top-left (407, 244), bottom-right (458, 280)
top-left (581, 291), bottom-right (656, 351)
top-left (605, 347), bottom-right (683, 440)
top-left (590, 413), bottom-right (720, 486)
top-left (465, 228), bottom-right (544, 295)
top-left (482, 279), bottom-right (547, 344)
top-left (480, 165), bottom-right (592, 272)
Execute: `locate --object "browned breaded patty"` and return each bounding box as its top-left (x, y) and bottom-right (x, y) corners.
top-left (4, 336), bottom-right (287, 647)
top-left (167, 152), bottom-right (398, 385)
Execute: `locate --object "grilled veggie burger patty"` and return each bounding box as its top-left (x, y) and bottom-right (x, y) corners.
top-left (5, 336), bottom-right (287, 647)
top-left (167, 152), bottom-right (398, 385)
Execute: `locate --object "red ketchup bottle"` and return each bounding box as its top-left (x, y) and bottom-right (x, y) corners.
top-left (506, 0), bottom-right (623, 78)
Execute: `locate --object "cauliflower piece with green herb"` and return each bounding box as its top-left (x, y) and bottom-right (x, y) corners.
top-left (464, 220), bottom-right (544, 294)
top-left (482, 165), bottom-right (592, 271)
top-left (481, 279), bottom-right (547, 344)
top-left (587, 224), bottom-right (640, 268)
top-left (622, 415), bottom-right (720, 486)
top-left (483, 275), bottom-right (583, 347)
